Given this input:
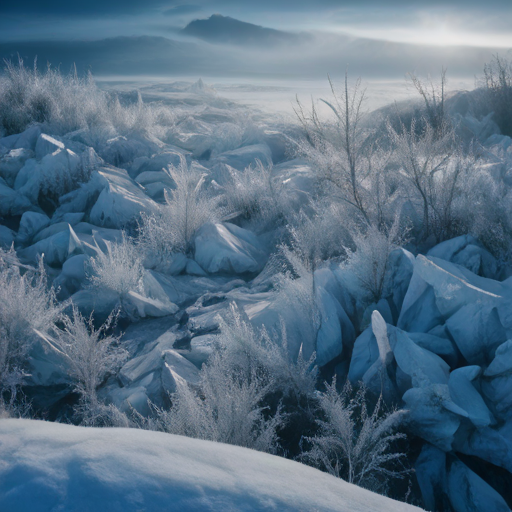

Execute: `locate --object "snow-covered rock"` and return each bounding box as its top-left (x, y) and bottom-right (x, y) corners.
top-left (19, 224), bottom-right (83, 267)
top-left (213, 143), bottom-right (272, 170)
top-left (427, 235), bottom-right (498, 279)
top-left (446, 303), bottom-right (506, 366)
top-left (403, 384), bottom-right (468, 451)
top-left (447, 459), bottom-right (510, 512)
top-left (27, 330), bottom-right (70, 388)
top-left (35, 133), bottom-right (65, 160)
top-left (398, 255), bottom-right (507, 332)
top-left (0, 224), bottom-right (14, 248)
top-left (0, 419), bottom-right (423, 512)
top-left (122, 291), bottom-right (178, 320)
top-left (99, 135), bottom-right (158, 167)
top-left (13, 125), bottom-right (41, 150)
top-left (315, 286), bottom-right (344, 366)
top-left (130, 151), bottom-right (185, 179)
top-left (482, 340), bottom-right (512, 420)
top-left (161, 349), bottom-right (201, 393)
top-left (415, 444), bottom-right (448, 512)
top-left (382, 248), bottom-right (415, 320)
top-left (89, 166), bottom-right (159, 229)
top-left (194, 222), bottom-right (267, 274)
top-left (69, 288), bottom-right (121, 322)
top-left (348, 327), bottom-right (379, 384)
top-left (177, 334), bottom-right (217, 367)
top-left (448, 366), bottom-right (494, 427)
top-left (53, 254), bottom-right (89, 299)
top-left (0, 148), bottom-right (34, 186)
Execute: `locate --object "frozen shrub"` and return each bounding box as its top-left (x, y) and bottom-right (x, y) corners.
top-left (217, 304), bottom-right (318, 402)
top-left (407, 69), bottom-right (449, 139)
top-left (0, 248), bottom-right (62, 405)
top-left (154, 351), bottom-right (284, 453)
top-left (460, 164), bottom-right (512, 264)
top-left (295, 73), bottom-right (377, 225)
top-left (139, 162), bottom-right (225, 258)
top-left (387, 118), bottom-right (463, 243)
top-left (87, 233), bottom-right (144, 295)
top-left (0, 58), bottom-right (175, 139)
top-left (152, 303), bottom-right (318, 453)
top-left (52, 305), bottom-right (128, 426)
top-left (273, 245), bottom-right (320, 362)
top-left (483, 54), bottom-right (512, 137)
top-left (209, 122), bottom-right (244, 156)
top-left (342, 218), bottom-right (405, 304)
top-left (224, 160), bottom-right (285, 230)
top-left (284, 205), bottom-right (351, 271)
top-left (300, 379), bottom-right (408, 494)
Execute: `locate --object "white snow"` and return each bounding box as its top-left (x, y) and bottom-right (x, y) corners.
top-left (89, 166), bottom-right (159, 229)
top-left (194, 222), bottom-right (267, 274)
top-left (0, 419), bottom-right (424, 512)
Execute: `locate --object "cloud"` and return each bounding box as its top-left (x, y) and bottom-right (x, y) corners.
top-left (2, 0), bottom-right (510, 17)
top-left (0, 0), bottom-right (168, 16)
top-left (163, 5), bottom-right (202, 16)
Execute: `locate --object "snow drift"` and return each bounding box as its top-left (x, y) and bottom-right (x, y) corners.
top-left (0, 419), bottom-right (422, 512)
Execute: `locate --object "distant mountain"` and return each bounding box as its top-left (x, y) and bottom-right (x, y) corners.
top-left (0, 32), bottom-right (497, 80)
top-left (0, 36), bottom-right (224, 76)
top-left (181, 14), bottom-right (306, 46)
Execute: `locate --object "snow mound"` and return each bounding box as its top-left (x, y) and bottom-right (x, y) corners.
top-left (194, 222), bottom-right (267, 274)
top-left (0, 419), bottom-right (423, 512)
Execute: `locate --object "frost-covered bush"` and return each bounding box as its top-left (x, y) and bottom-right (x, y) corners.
top-left (483, 54), bottom-right (512, 137)
top-left (272, 246), bottom-right (321, 362)
top-left (0, 58), bottom-right (175, 138)
top-left (139, 162), bottom-right (225, 258)
top-left (407, 69), bottom-right (449, 139)
top-left (152, 304), bottom-right (317, 453)
top-left (224, 160), bottom-right (285, 230)
top-left (284, 205), bottom-right (351, 271)
top-left (295, 74), bottom-right (380, 226)
top-left (217, 304), bottom-right (318, 402)
top-left (0, 248), bottom-right (62, 405)
top-left (154, 352), bottom-right (283, 453)
top-left (87, 233), bottom-right (144, 295)
top-left (458, 163), bottom-right (512, 264)
top-left (387, 119), bottom-right (466, 243)
top-left (300, 379), bottom-right (408, 494)
top-left (342, 219), bottom-right (404, 304)
top-left (52, 305), bottom-right (128, 426)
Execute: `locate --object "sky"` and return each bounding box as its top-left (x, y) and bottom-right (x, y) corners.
top-left (0, 0), bottom-right (511, 81)
top-left (1, 0), bottom-right (512, 47)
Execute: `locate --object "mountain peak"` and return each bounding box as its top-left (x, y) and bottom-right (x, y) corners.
top-left (181, 14), bottom-right (303, 47)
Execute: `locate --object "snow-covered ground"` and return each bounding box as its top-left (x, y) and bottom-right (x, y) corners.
top-left (97, 76), bottom-right (476, 116)
top-left (2, 65), bottom-right (512, 512)
top-left (0, 419), bottom-right (423, 512)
